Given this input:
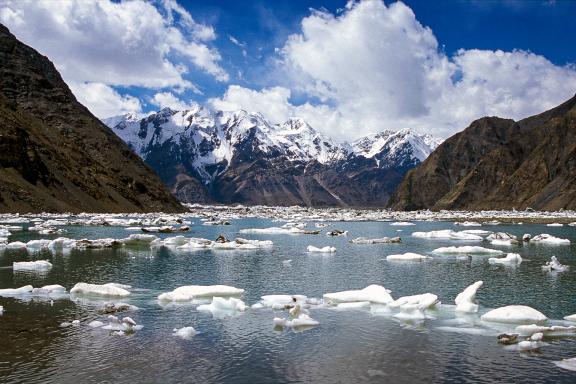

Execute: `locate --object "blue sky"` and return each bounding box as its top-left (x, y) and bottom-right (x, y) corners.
top-left (1, 0), bottom-right (576, 140)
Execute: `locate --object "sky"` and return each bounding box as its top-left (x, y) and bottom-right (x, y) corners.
top-left (1, 0), bottom-right (576, 141)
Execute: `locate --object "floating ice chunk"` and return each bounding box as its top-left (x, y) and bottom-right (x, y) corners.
top-left (486, 232), bottom-right (518, 245)
top-left (461, 229), bottom-right (493, 235)
top-left (386, 252), bottom-right (431, 261)
top-left (162, 236), bottom-right (190, 246)
top-left (389, 293), bottom-right (439, 310)
top-left (307, 245), bottom-right (336, 253)
top-left (393, 304), bottom-right (426, 320)
top-left (454, 221), bottom-right (481, 226)
top-left (70, 283), bottom-right (131, 297)
top-left (531, 332), bottom-right (544, 341)
top-left (235, 238), bottom-right (273, 247)
top-left (564, 314), bottom-right (576, 322)
top-left (547, 223), bottom-right (564, 227)
top-left (49, 237), bottom-right (77, 250)
top-left (104, 283), bottom-right (132, 290)
top-left (488, 253), bottom-right (522, 265)
top-left (239, 227), bottom-right (319, 235)
top-left (13, 260), bottom-right (53, 271)
top-left (515, 340), bottom-right (542, 351)
top-left (258, 294), bottom-right (309, 309)
top-left (282, 259), bottom-right (292, 266)
top-left (158, 285), bottom-right (244, 302)
top-left (121, 234), bottom-right (158, 246)
top-left (26, 239), bottom-right (52, 249)
top-left (432, 246), bottom-right (503, 255)
top-left (515, 324), bottom-right (576, 337)
top-left (32, 285), bottom-right (66, 295)
top-left (412, 230), bottom-right (482, 241)
top-left (349, 237), bottom-right (401, 244)
top-left (554, 357), bottom-right (576, 371)
top-left (522, 234), bottom-right (532, 242)
top-left (455, 281), bottom-right (483, 313)
top-left (88, 320), bottom-right (104, 328)
top-left (481, 305), bottom-right (547, 324)
top-left (541, 256), bottom-right (569, 272)
top-left (324, 285), bottom-right (393, 305)
top-left (336, 301), bottom-right (371, 309)
top-left (274, 314), bottom-right (319, 329)
top-left (173, 327), bottom-right (197, 339)
top-left (0, 306), bottom-right (3, 315)
top-left (390, 222), bottom-right (415, 226)
top-left (6, 241), bottom-right (27, 249)
top-left (531, 234), bottom-right (570, 244)
top-left (197, 297), bottom-right (247, 314)
top-left (0, 285), bottom-right (33, 297)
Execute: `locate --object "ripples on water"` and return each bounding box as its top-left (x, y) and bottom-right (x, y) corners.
top-left (1, 218), bottom-right (576, 383)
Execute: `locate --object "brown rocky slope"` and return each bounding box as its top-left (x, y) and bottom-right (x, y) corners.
top-left (387, 95), bottom-right (576, 211)
top-left (0, 24), bottom-right (185, 213)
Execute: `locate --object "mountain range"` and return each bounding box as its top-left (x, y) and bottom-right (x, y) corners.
top-left (0, 24), bottom-right (184, 213)
top-left (387, 94), bottom-right (576, 211)
top-left (104, 107), bottom-right (441, 207)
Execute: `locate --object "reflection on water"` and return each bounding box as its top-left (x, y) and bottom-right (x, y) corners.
top-left (1, 218), bottom-right (576, 383)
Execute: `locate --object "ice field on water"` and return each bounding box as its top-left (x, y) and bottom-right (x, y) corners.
top-left (1, 212), bottom-right (576, 383)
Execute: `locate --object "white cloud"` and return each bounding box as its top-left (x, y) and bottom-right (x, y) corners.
top-left (0, 0), bottom-right (228, 90)
top-left (68, 82), bottom-right (141, 119)
top-left (212, 0), bottom-right (576, 140)
top-left (150, 91), bottom-right (198, 111)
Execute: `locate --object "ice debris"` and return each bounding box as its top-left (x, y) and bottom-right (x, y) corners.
top-left (481, 305), bottom-right (547, 324)
top-left (307, 245), bottom-right (336, 253)
top-left (488, 253), bottom-right (523, 265)
top-left (70, 283), bottom-right (131, 297)
top-left (455, 281), bottom-right (483, 313)
top-left (386, 252), bottom-right (431, 261)
top-left (541, 256), bottom-right (569, 272)
top-left (158, 285), bottom-right (244, 302)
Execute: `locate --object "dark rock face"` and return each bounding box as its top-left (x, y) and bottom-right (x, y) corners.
top-left (105, 108), bottom-right (440, 208)
top-left (387, 95), bottom-right (576, 211)
top-left (0, 24), bottom-right (184, 213)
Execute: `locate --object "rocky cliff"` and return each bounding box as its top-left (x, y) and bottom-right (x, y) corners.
top-left (387, 95), bottom-right (576, 211)
top-left (0, 24), bottom-right (184, 213)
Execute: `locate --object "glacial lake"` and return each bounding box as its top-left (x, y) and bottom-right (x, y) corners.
top-left (1, 218), bottom-right (576, 383)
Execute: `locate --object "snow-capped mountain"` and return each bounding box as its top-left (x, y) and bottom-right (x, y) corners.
top-left (103, 107), bottom-right (440, 207)
top-left (352, 128), bottom-right (442, 170)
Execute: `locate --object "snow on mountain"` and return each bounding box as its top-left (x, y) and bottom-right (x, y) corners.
top-left (103, 107), bottom-right (440, 184)
top-left (352, 128), bottom-right (442, 169)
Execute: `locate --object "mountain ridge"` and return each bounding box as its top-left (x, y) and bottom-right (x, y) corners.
top-left (104, 106), bottom-right (441, 207)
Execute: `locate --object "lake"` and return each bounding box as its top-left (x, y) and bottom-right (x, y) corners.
top-left (1, 216), bottom-right (576, 383)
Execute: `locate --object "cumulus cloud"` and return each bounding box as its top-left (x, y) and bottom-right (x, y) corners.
top-left (151, 91), bottom-right (198, 111)
top-left (0, 0), bottom-right (227, 116)
top-left (212, 1), bottom-right (576, 140)
top-left (68, 82), bottom-right (141, 119)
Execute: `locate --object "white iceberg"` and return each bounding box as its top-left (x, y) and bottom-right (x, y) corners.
top-left (432, 246), bottom-right (503, 255)
top-left (6, 241), bottom-right (27, 249)
top-left (386, 252), bottom-right (431, 261)
top-left (553, 357), bottom-right (576, 372)
top-left (390, 222), bottom-right (415, 226)
top-left (324, 285), bottom-right (393, 305)
top-left (389, 293), bottom-right (439, 310)
top-left (0, 285), bottom-right (33, 297)
top-left (547, 223), bottom-right (564, 227)
top-left (197, 297), bottom-right (247, 314)
top-left (541, 256), bottom-right (569, 272)
top-left (514, 324), bottom-right (576, 337)
top-left (486, 232), bottom-right (518, 245)
top-left (455, 281), bottom-right (483, 313)
top-left (564, 314), bottom-right (576, 322)
top-left (481, 305), bottom-right (547, 324)
top-left (393, 304), bottom-right (426, 321)
top-left (173, 326), bottom-right (197, 339)
top-left (274, 313), bottom-right (319, 329)
top-left (158, 285), bottom-right (244, 302)
top-left (349, 237), bottom-right (401, 244)
top-left (531, 234), bottom-right (570, 245)
top-left (13, 260), bottom-right (53, 271)
top-left (454, 221), bottom-right (481, 227)
top-left (488, 253), bottom-right (522, 265)
top-left (307, 245), bottom-right (336, 253)
top-left (412, 230), bottom-right (482, 241)
top-left (70, 283), bottom-right (131, 297)
top-left (239, 227), bottom-right (319, 235)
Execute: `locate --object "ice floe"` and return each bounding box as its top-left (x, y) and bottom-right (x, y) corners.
top-left (412, 230), bottom-right (483, 241)
top-left (488, 253), bottom-right (523, 265)
top-left (273, 314), bottom-right (319, 329)
top-left (564, 314), bottom-right (576, 322)
top-left (455, 281), bottom-right (483, 313)
top-left (239, 226), bottom-right (319, 235)
top-left (530, 234), bottom-right (570, 245)
top-left (323, 285), bottom-right (394, 305)
top-left (197, 297), bottom-right (247, 315)
top-left (13, 260), bottom-right (53, 271)
top-left (481, 305), bottom-right (547, 324)
top-left (553, 357), bottom-right (576, 371)
top-left (454, 221), bottom-right (481, 227)
top-left (158, 285), bottom-right (244, 302)
top-left (70, 283), bottom-right (131, 297)
top-left (486, 232), bottom-right (518, 245)
top-left (389, 293), bottom-right (440, 311)
top-left (432, 246), bottom-right (503, 255)
top-left (386, 252), bottom-right (431, 261)
top-left (173, 326), bottom-right (198, 339)
top-left (390, 222), bottom-right (415, 226)
top-left (514, 324), bottom-right (576, 337)
top-left (307, 245), bottom-right (336, 253)
top-left (541, 256), bottom-right (569, 272)
top-left (349, 237), bottom-right (401, 244)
